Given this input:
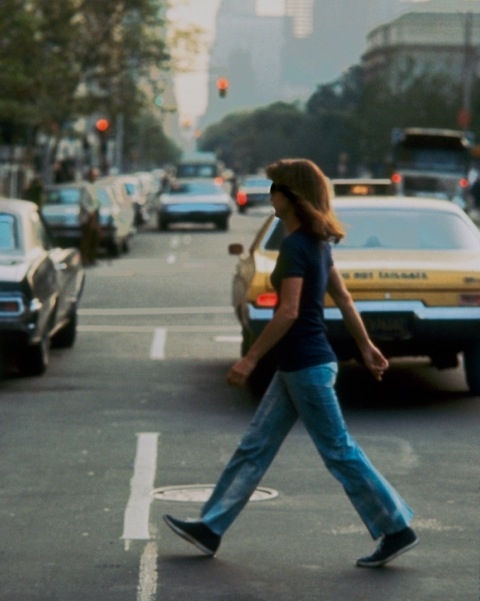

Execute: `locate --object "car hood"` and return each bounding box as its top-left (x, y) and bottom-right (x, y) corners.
top-left (162, 193), bottom-right (230, 205)
top-left (243, 186), bottom-right (270, 194)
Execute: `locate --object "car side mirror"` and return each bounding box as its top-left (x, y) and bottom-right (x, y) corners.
top-left (228, 243), bottom-right (244, 255)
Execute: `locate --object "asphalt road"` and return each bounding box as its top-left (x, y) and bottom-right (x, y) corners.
top-left (0, 209), bottom-right (478, 601)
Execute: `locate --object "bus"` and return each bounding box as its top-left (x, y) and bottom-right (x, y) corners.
top-left (175, 152), bottom-right (224, 182)
top-left (391, 128), bottom-right (473, 207)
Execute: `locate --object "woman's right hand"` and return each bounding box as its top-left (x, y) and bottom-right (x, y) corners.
top-left (227, 357), bottom-right (257, 388)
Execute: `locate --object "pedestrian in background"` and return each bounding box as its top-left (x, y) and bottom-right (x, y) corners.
top-left (80, 168), bottom-right (101, 266)
top-left (164, 158), bottom-right (418, 568)
top-left (23, 176), bottom-right (45, 207)
top-left (468, 173), bottom-right (480, 211)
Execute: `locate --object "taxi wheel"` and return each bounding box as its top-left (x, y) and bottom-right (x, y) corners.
top-left (51, 310), bottom-right (77, 349)
top-left (0, 344), bottom-right (5, 380)
top-left (216, 217), bottom-right (229, 231)
top-left (464, 344), bottom-right (480, 395)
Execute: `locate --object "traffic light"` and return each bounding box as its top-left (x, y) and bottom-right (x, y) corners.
top-left (216, 77), bottom-right (229, 98)
top-left (95, 118), bottom-right (110, 133)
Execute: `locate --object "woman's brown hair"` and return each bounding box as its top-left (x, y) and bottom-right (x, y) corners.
top-left (266, 158), bottom-right (345, 242)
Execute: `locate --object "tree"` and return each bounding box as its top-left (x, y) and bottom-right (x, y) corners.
top-left (0, 0), bottom-right (174, 175)
top-left (199, 103), bottom-right (310, 174)
top-left (356, 71), bottom-right (464, 172)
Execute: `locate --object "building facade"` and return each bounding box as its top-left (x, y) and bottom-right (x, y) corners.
top-left (362, 11), bottom-right (480, 91)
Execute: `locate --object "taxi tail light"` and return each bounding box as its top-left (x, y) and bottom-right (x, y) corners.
top-left (0, 298), bottom-right (22, 314)
top-left (459, 293), bottom-right (480, 306)
top-left (459, 178), bottom-right (469, 189)
top-left (256, 292), bottom-right (278, 308)
top-left (391, 172), bottom-right (402, 185)
top-left (236, 191), bottom-right (247, 206)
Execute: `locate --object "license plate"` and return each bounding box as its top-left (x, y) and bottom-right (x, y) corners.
top-left (362, 314), bottom-right (413, 341)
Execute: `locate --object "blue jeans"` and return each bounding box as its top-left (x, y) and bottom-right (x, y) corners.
top-left (201, 363), bottom-right (414, 540)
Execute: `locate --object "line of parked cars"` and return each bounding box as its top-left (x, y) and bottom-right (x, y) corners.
top-left (0, 170), bottom-right (162, 380)
top-left (41, 171), bottom-right (160, 260)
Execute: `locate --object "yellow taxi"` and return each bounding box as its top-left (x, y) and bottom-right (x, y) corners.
top-left (229, 196), bottom-right (480, 395)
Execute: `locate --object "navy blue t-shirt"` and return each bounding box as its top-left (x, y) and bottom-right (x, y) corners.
top-left (270, 228), bottom-right (337, 371)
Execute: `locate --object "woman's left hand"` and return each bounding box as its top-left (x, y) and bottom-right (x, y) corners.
top-left (227, 357), bottom-right (257, 388)
top-left (362, 343), bottom-right (389, 381)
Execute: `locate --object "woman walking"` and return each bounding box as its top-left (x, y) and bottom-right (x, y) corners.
top-left (164, 158), bottom-right (418, 568)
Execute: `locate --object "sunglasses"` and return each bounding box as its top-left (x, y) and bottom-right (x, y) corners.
top-left (270, 183), bottom-right (298, 201)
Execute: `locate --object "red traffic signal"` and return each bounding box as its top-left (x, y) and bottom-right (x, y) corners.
top-left (216, 77), bottom-right (229, 98)
top-left (95, 118), bottom-right (110, 133)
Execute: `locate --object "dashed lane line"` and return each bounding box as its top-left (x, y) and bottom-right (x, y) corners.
top-left (122, 433), bottom-right (159, 548)
top-left (121, 433), bottom-right (160, 601)
top-left (149, 328), bottom-right (166, 360)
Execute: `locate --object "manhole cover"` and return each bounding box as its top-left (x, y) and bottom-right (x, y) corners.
top-left (152, 484), bottom-right (278, 503)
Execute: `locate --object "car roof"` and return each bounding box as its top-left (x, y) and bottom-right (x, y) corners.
top-left (332, 196), bottom-right (467, 214)
top-left (45, 182), bottom-right (93, 190)
top-left (0, 197), bottom-right (37, 215)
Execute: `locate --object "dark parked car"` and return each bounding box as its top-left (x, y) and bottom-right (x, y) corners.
top-left (0, 199), bottom-right (85, 378)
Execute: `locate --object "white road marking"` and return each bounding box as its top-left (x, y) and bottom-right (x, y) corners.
top-left (78, 324), bottom-right (239, 333)
top-left (149, 328), bottom-right (166, 360)
top-left (214, 335), bottom-right (242, 343)
top-left (122, 432), bottom-right (159, 549)
top-left (137, 541), bottom-right (158, 601)
top-left (79, 306), bottom-right (232, 316)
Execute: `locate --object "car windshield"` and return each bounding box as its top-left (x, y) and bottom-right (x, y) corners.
top-left (45, 188), bottom-right (82, 205)
top-left (123, 182), bottom-right (138, 195)
top-left (168, 182), bottom-right (223, 195)
top-left (177, 164), bottom-right (216, 178)
top-left (243, 178), bottom-right (271, 188)
top-left (264, 209), bottom-right (480, 251)
top-left (0, 214), bottom-right (19, 251)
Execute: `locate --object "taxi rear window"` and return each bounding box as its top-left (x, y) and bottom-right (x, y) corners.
top-left (336, 209), bottom-right (480, 250)
top-left (263, 209), bottom-right (480, 252)
top-left (264, 220), bottom-right (285, 251)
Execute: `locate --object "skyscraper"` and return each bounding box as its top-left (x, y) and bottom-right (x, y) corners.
top-left (285, 0), bottom-right (314, 38)
top-left (201, 0), bottom-right (284, 125)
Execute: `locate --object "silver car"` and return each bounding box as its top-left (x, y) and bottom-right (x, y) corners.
top-left (157, 180), bottom-right (233, 231)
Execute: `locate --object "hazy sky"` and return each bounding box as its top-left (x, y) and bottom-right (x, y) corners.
top-left (167, 0), bottom-right (220, 123)
top-left (167, 0), bottom-right (286, 123)
top-left (166, 0), bottom-right (438, 124)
